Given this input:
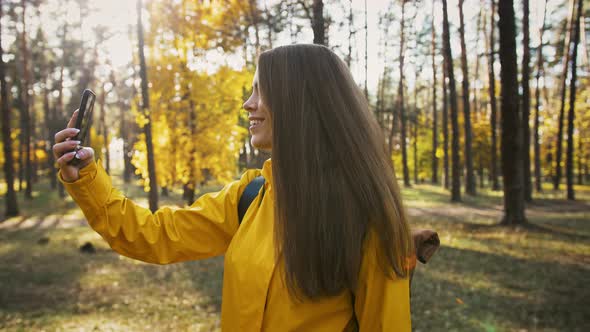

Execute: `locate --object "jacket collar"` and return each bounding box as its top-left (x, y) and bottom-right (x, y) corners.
top-left (261, 158), bottom-right (273, 194)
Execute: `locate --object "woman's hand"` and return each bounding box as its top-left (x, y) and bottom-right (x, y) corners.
top-left (52, 110), bottom-right (95, 183)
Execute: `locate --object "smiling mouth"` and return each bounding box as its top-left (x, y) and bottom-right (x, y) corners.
top-left (249, 119), bottom-right (264, 128)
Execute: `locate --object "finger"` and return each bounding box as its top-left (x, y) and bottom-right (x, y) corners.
top-left (67, 109), bottom-right (79, 128)
top-left (54, 128), bottom-right (81, 144)
top-left (52, 140), bottom-right (81, 159)
top-left (74, 147), bottom-right (94, 161)
top-left (56, 151), bottom-right (77, 168)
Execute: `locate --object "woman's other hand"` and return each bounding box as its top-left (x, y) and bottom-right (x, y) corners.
top-left (52, 110), bottom-right (95, 183)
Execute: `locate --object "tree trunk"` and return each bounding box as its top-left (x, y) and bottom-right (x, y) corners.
top-left (498, 0), bottom-right (526, 225)
top-left (99, 85), bottom-right (109, 174)
top-left (533, 0), bottom-right (547, 193)
top-left (56, 21), bottom-right (67, 198)
top-left (248, 0), bottom-right (260, 59)
top-left (312, 0), bottom-right (325, 45)
top-left (458, 0), bottom-right (476, 195)
top-left (364, 0), bottom-right (368, 99)
top-left (472, 6), bottom-right (483, 118)
top-left (578, 137), bottom-right (584, 185)
top-left (137, 0), bottom-right (158, 212)
top-left (413, 119), bottom-right (418, 184)
top-left (44, 78), bottom-right (56, 190)
top-left (20, 0), bottom-right (33, 200)
top-left (346, 0), bottom-right (353, 68)
top-left (399, 0), bottom-right (410, 187)
top-left (431, 4), bottom-right (438, 184)
top-left (553, 0), bottom-right (575, 190)
top-left (121, 100), bottom-right (132, 183)
top-left (264, 2), bottom-right (273, 49)
top-left (566, 0), bottom-right (583, 200)
top-left (185, 100), bottom-right (197, 206)
top-left (442, 61), bottom-right (449, 190)
top-left (487, 0), bottom-right (500, 191)
top-left (0, 0), bottom-right (19, 217)
top-left (442, 0), bottom-right (461, 201)
top-left (522, 0), bottom-right (532, 201)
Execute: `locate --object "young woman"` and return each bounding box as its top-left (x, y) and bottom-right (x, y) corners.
top-left (53, 44), bottom-right (414, 331)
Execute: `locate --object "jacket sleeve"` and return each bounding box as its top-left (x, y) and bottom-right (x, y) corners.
top-left (58, 159), bottom-right (258, 264)
top-left (353, 231), bottom-right (412, 332)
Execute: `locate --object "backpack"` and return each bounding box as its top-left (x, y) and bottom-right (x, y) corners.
top-left (237, 175), bottom-right (265, 224)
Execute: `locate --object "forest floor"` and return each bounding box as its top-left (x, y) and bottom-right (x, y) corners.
top-left (0, 172), bottom-right (588, 332)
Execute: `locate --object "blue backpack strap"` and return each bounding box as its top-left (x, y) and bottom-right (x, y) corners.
top-left (238, 175), bottom-right (265, 224)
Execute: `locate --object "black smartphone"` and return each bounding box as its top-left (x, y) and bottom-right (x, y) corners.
top-left (69, 89), bottom-right (96, 165)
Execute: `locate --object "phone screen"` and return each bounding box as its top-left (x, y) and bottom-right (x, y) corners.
top-left (75, 90), bottom-right (96, 146)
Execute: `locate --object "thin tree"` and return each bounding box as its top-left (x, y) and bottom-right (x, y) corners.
top-left (553, 0), bottom-right (576, 190)
top-left (533, 0), bottom-right (547, 193)
top-left (498, 0), bottom-right (526, 225)
top-left (137, 0), bottom-right (158, 212)
top-left (442, 0), bottom-right (461, 201)
top-left (442, 57), bottom-right (449, 190)
top-left (413, 76), bottom-right (420, 184)
top-left (566, 0), bottom-right (583, 200)
top-left (431, 2), bottom-right (438, 184)
top-left (312, 0), bottom-right (325, 45)
top-left (487, 0), bottom-right (500, 191)
top-left (364, 0), bottom-right (368, 98)
top-left (472, 6), bottom-right (483, 117)
top-left (522, 0), bottom-right (532, 201)
top-left (19, 0), bottom-right (33, 199)
top-left (0, 0), bottom-right (18, 217)
top-left (99, 83), bottom-right (109, 174)
top-left (297, 0), bottom-right (325, 46)
top-left (346, 0), bottom-right (353, 68)
top-left (458, 0), bottom-right (476, 195)
top-left (398, 0), bottom-right (410, 187)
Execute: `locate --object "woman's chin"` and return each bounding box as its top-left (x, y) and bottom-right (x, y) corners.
top-left (251, 137), bottom-right (271, 151)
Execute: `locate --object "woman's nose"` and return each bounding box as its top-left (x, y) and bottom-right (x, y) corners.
top-left (243, 96), bottom-right (256, 112)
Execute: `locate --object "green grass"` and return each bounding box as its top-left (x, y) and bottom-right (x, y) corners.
top-left (0, 170), bottom-right (589, 331)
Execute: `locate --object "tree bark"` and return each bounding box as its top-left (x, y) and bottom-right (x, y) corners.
top-left (442, 0), bottom-right (461, 201)
top-left (0, 0), bottom-right (19, 217)
top-left (472, 6), bottom-right (483, 118)
top-left (398, 0), bottom-right (410, 187)
top-left (431, 3), bottom-right (438, 184)
top-left (553, 0), bottom-right (575, 190)
top-left (364, 0), bottom-right (368, 99)
top-left (498, 0), bottom-right (526, 225)
top-left (533, 0), bottom-right (547, 193)
top-left (566, 0), bottom-right (583, 200)
top-left (56, 21), bottom-right (67, 198)
top-left (487, 0), bottom-right (500, 191)
top-left (99, 85), bottom-right (110, 174)
top-left (442, 59), bottom-right (449, 190)
top-left (521, 0), bottom-right (532, 201)
top-left (137, 0), bottom-right (158, 212)
top-left (19, 0), bottom-right (33, 199)
top-left (458, 0), bottom-right (476, 195)
top-left (312, 0), bottom-right (325, 45)
top-left (346, 0), bottom-right (353, 68)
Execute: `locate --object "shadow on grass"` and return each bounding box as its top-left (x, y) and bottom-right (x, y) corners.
top-left (0, 226), bottom-right (103, 315)
top-left (0, 181), bottom-right (78, 223)
top-left (411, 245), bottom-right (589, 332)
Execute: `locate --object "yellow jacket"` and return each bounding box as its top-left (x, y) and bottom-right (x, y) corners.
top-left (59, 158), bottom-right (411, 331)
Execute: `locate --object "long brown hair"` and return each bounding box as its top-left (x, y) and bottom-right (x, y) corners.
top-left (258, 44), bottom-right (413, 300)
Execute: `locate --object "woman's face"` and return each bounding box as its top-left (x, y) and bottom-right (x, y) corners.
top-left (243, 69), bottom-right (272, 151)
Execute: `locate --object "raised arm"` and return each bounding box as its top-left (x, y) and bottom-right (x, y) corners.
top-left (53, 109), bottom-right (258, 264)
top-left (58, 160), bottom-right (257, 264)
